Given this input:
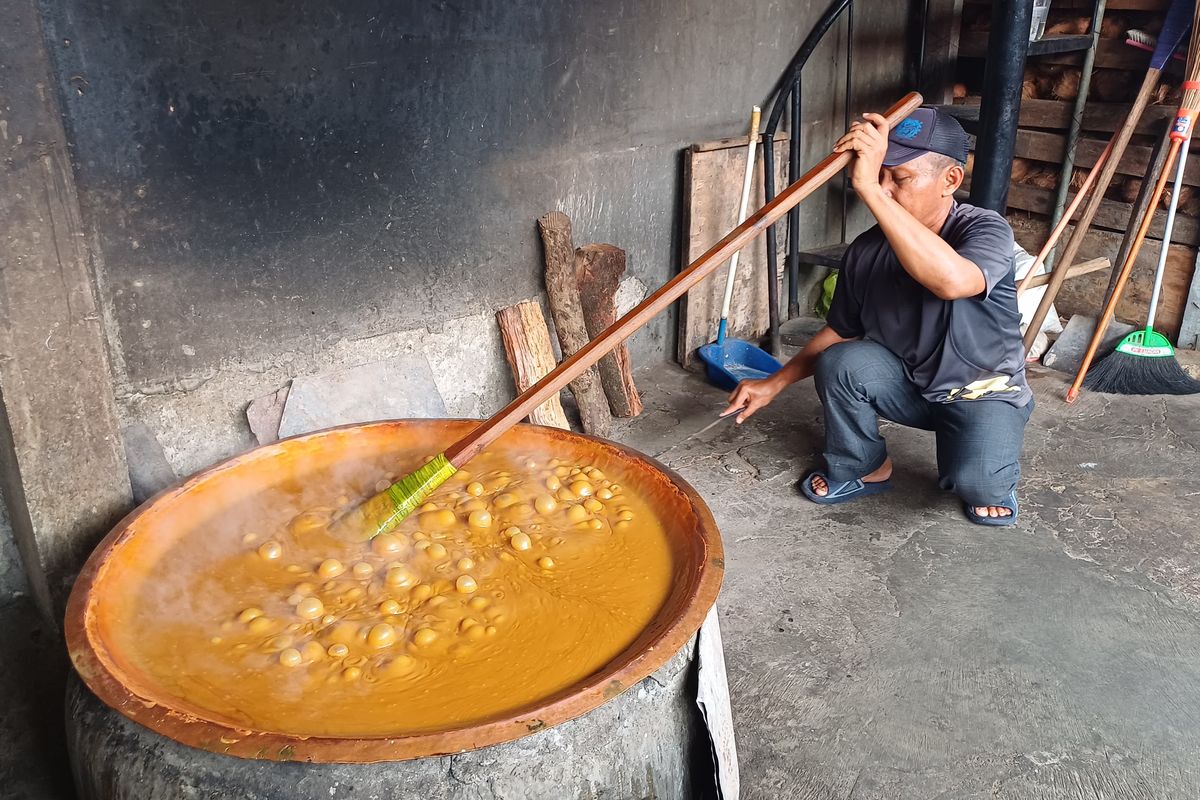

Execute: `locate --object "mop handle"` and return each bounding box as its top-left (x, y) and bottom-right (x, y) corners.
top-left (1147, 100), bottom-right (1195, 331)
top-left (1146, 134), bottom-right (1190, 331)
top-left (718, 106), bottom-right (762, 334)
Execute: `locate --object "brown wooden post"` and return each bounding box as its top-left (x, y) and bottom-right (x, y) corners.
top-left (495, 301), bottom-right (571, 430)
top-left (536, 212), bottom-right (612, 437)
top-left (575, 244), bottom-right (642, 417)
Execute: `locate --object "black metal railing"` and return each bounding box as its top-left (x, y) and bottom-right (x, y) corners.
top-left (760, 0), bottom-right (852, 354)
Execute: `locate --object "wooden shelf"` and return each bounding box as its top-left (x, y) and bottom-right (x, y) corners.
top-left (958, 33), bottom-right (1153, 69)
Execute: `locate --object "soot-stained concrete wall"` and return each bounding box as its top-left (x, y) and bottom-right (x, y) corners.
top-left (36, 0), bottom-right (909, 475)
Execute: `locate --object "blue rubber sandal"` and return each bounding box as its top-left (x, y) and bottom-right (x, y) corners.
top-left (799, 471), bottom-right (892, 505)
top-left (962, 491), bottom-right (1019, 527)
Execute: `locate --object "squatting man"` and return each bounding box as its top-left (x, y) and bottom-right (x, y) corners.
top-left (723, 107), bottom-right (1032, 526)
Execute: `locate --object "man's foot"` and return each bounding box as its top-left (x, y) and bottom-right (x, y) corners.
top-left (799, 462), bottom-right (893, 506)
top-left (808, 457), bottom-right (893, 497)
top-left (971, 505), bottom-right (1013, 519)
top-left (962, 491), bottom-right (1019, 527)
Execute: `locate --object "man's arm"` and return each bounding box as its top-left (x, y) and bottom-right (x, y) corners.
top-left (835, 113), bottom-right (985, 300)
top-left (721, 325), bottom-right (854, 423)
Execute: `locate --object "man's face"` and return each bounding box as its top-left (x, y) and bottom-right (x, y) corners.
top-left (878, 153), bottom-right (963, 224)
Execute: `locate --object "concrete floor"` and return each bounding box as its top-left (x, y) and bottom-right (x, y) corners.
top-left (614, 363), bottom-right (1200, 800)
top-left (4, 362), bottom-right (1200, 798)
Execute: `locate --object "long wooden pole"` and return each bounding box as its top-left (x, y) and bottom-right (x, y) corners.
top-left (446, 92), bottom-right (923, 467)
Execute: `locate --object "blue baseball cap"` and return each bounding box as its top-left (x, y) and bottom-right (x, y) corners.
top-left (883, 107), bottom-right (970, 167)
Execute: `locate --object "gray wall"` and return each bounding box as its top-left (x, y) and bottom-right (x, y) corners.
top-left (30, 0), bottom-right (910, 477)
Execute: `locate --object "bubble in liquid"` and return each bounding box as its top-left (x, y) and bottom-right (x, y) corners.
top-left (237, 607), bottom-right (263, 624)
top-left (372, 534), bottom-right (404, 556)
top-left (386, 565), bottom-right (417, 588)
top-left (367, 623), bottom-right (397, 649)
top-left (380, 599), bottom-right (402, 615)
top-left (317, 559), bottom-right (345, 579)
top-left (296, 597), bottom-right (325, 620)
top-left (301, 641), bottom-right (326, 662)
top-left (257, 541), bottom-right (283, 560)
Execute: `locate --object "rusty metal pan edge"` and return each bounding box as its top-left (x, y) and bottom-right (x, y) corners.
top-left (65, 419), bottom-right (724, 763)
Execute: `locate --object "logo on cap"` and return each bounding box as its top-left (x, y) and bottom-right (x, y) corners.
top-left (895, 119), bottom-right (923, 140)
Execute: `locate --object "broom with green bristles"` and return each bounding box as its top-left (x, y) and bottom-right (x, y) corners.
top-left (327, 92), bottom-right (924, 542)
top-left (1068, 6), bottom-right (1200, 401)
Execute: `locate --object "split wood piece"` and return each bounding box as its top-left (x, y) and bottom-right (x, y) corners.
top-left (1021, 257), bottom-right (1111, 290)
top-left (537, 211), bottom-right (612, 437)
top-left (1022, 69), bottom-right (1161, 352)
top-left (575, 243), bottom-right (643, 417)
top-left (495, 301), bottom-right (571, 430)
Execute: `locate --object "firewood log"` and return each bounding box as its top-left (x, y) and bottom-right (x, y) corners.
top-left (1099, 15), bottom-right (1129, 39)
top-left (1045, 15), bottom-right (1090, 36)
top-left (1011, 157), bottom-right (1034, 184)
top-left (1051, 69), bottom-right (1082, 101)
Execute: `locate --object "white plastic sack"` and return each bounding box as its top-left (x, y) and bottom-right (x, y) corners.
top-left (1013, 243), bottom-right (1063, 336)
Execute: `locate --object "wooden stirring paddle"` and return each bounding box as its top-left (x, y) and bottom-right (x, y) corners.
top-left (330, 91), bottom-right (924, 542)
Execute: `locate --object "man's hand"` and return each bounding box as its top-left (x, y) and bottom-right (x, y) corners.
top-left (833, 112), bottom-right (890, 194)
top-left (721, 375), bottom-right (786, 424)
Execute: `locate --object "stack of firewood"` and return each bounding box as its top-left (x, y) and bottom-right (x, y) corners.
top-left (956, 0), bottom-right (1199, 217)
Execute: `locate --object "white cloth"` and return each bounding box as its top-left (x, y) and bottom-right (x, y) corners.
top-left (1013, 243), bottom-right (1063, 336)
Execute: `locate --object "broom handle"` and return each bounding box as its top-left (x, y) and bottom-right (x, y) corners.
top-left (1022, 69), bottom-right (1162, 353)
top-left (1016, 138), bottom-right (1115, 296)
top-left (719, 106), bottom-right (763, 335)
top-left (1066, 139), bottom-right (1181, 402)
top-left (445, 93), bottom-right (924, 467)
top-left (1146, 134), bottom-right (1191, 331)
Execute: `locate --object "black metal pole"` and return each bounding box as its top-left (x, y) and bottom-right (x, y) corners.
top-left (761, 0), bottom-right (851, 352)
top-left (764, 130), bottom-right (782, 356)
top-left (969, 0), bottom-right (1033, 212)
top-left (787, 81), bottom-right (802, 319)
top-left (906, 0), bottom-right (930, 91)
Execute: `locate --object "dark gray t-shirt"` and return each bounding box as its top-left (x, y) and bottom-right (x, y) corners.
top-left (826, 202), bottom-right (1031, 407)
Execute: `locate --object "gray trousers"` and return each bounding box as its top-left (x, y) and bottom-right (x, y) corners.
top-left (813, 340), bottom-right (1033, 507)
